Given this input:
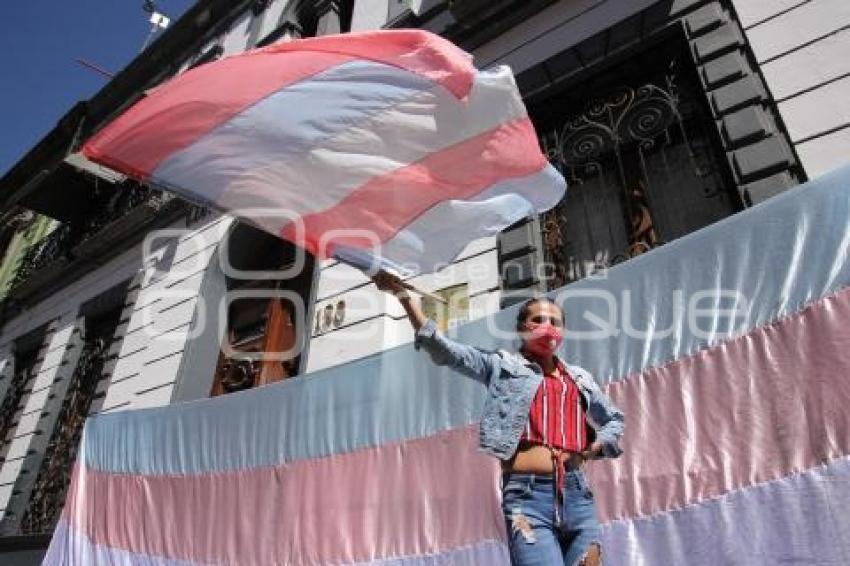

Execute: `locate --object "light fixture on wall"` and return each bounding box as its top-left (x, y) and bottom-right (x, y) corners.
top-left (141, 1), bottom-right (171, 51)
top-left (150, 11), bottom-right (171, 29)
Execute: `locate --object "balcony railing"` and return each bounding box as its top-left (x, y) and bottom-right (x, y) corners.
top-left (5, 183), bottom-right (181, 304)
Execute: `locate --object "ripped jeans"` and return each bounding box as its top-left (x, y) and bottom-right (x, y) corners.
top-left (501, 471), bottom-right (601, 566)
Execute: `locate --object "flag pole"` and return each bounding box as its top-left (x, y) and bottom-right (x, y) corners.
top-left (392, 276), bottom-right (448, 305)
top-left (333, 255), bottom-right (448, 304)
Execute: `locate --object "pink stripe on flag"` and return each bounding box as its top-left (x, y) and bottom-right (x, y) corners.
top-left (83, 52), bottom-right (355, 180)
top-left (82, 30), bottom-right (474, 180)
top-left (64, 426), bottom-right (505, 565)
top-left (280, 117), bottom-right (547, 257)
top-left (589, 285), bottom-right (850, 523)
top-left (262, 30), bottom-right (474, 99)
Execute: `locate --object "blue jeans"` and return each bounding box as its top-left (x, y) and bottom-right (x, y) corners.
top-left (501, 471), bottom-right (601, 566)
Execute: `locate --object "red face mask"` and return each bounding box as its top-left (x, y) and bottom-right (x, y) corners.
top-left (523, 323), bottom-right (564, 359)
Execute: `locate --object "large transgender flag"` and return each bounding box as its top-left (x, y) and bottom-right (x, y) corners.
top-left (82, 30), bottom-right (565, 274)
top-left (44, 166), bottom-right (850, 565)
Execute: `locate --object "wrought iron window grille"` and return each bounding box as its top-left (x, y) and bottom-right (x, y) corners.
top-left (20, 321), bottom-right (118, 535)
top-left (537, 56), bottom-right (738, 287)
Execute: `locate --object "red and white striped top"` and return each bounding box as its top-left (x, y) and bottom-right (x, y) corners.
top-left (520, 363), bottom-right (589, 453)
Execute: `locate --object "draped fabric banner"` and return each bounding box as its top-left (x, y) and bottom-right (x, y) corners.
top-left (44, 165), bottom-right (850, 564)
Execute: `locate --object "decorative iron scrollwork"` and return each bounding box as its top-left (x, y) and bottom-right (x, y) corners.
top-left (7, 182), bottom-right (170, 297)
top-left (219, 359), bottom-right (259, 393)
top-left (80, 182), bottom-right (170, 239)
top-left (543, 83), bottom-right (680, 170)
top-left (20, 337), bottom-right (111, 534)
top-left (9, 224), bottom-right (76, 291)
top-left (539, 79), bottom-right (682, 286)
top-left (0, 354), bottom-right (39, 462)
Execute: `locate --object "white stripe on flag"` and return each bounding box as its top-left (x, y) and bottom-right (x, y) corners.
top-left (370, 165), bottom-right (564, 273)
top-left (560, 374), bottom-right (567, 447)
top-left (152, 64), bottom-right (528, 234)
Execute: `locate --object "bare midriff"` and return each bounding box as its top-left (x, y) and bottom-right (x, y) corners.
top-left (501, 442), bottom-right (584, 474)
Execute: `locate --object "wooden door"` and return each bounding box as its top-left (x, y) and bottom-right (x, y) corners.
top-left (210, 295), bottom-right (296, 396)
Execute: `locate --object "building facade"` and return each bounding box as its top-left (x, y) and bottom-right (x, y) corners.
top-left (0, 0), bottom-right (847, 562)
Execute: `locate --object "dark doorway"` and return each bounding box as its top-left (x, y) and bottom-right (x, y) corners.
top-left (210, 223), bottom-right (315, 396)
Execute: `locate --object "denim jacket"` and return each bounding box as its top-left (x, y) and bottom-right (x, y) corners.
top-left (414, 319), bottom-right (625, 461)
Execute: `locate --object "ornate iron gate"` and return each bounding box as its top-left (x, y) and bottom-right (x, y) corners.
top-left (537, 53), bottom-right (740, 287)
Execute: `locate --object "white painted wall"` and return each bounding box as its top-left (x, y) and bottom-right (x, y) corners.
top-left (0, 238), bottom-right (151, 516)
top-left (734, 0), bottom-right (850, 178)
top-left (352, 0), bottom-right (390, 30)
top-left (0, 213), bottom-right (229, 518)
top-left (256, 0), bottom-right (293, 39)
top-left (306, 236), bottom-right (501, 372)
top-left (0, 213), bottom-right (230, 430)
top-left (0, 311), bottom-right (82, 520)
top-left (98, 216), bottom-right (232, 413)
top-left (0, 250), bottom-right (141, 346)
top-left (221, 13), bottom-right (254, 55)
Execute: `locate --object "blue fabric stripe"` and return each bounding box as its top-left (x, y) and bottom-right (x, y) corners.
top-left (83, 342), bottom-right (487, 475)
top-left (84, 165), bottom-right (850, 475)
top-left (553, 164), bottom-right (850, 382)
top-left (152, 59), bottom-right (436, 204)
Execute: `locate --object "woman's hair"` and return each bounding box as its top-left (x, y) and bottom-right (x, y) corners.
top-left (515, 296), bottom-right (562, 331)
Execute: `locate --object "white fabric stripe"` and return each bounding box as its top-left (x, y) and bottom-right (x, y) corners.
top-left (542, 375), bottom-right (548, 443)
top-left (45, 519), bottom-right (511, 566)
top-left (576, 386), bottom-right (582, 449)
top-left (44, 519), bottom-right (197, 566)
top-left (371, 165), bottom-right (565, 274)
top-left (356, 538), bottom-right (510, 565)
top-left (599, 456), bottom-right (850, 565)
top-left (152, 63), bottom-right (528, 235)
top-left (560, 373), bottom-right (566, 447)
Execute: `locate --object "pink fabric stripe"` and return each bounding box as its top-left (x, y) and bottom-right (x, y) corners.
top-left (589, 286), bottom-right (850, 523)
top-left (82, 30), bottom-right (474, 180)
top-left (83, 51), bottom-right (355, 180)
top-left (64, 426), bottom-right (505, 565)
top-left (262, 30), bottom-right (474, 99)
top-left (279, 117), bottom-right (547, 257)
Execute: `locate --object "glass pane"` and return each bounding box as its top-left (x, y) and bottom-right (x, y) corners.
top-left (421, 283), bottom-right (469, 332)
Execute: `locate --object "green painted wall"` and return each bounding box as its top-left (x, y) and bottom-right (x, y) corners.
top-left (0, 216), bottom-right (56, 301)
